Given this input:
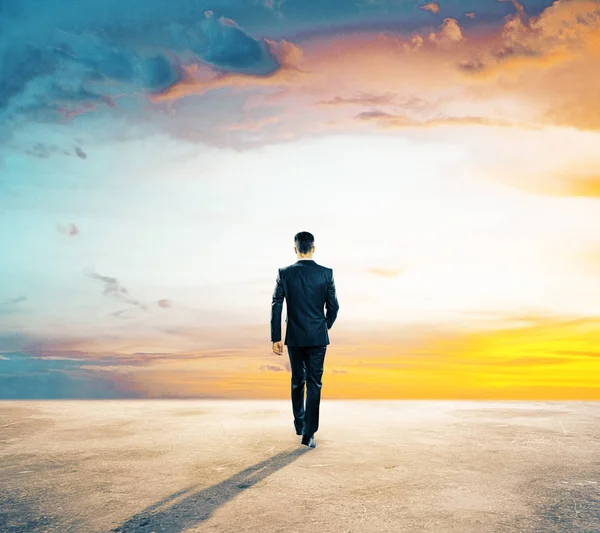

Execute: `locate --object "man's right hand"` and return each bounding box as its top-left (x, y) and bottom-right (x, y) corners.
top-left (272, 341), bottom-right (284, 356)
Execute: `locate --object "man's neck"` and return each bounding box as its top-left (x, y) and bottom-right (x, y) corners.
top-left (297, 256), bottom-right (313, 260)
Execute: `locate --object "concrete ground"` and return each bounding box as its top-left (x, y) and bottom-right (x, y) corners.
top-left (0, 400), bottom-right (599, 533)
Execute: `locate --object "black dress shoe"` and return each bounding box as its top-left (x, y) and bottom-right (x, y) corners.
top-left (301, 435), bottom-right (316, 448)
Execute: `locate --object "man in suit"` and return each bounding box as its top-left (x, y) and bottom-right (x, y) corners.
top-left (271, 231), bottom-right (339, 448)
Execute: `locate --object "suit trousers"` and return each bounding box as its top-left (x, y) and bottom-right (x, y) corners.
top-left (287, 345), bottom-right (327, 438)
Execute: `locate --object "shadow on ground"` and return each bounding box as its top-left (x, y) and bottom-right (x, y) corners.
top-left (111, 447), bottom-right (310, 533)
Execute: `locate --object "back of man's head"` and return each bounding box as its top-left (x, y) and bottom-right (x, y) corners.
top-left (294, 231), bottom-right (314, 255)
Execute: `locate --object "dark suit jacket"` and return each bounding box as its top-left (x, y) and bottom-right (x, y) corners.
top-left (271, 259), bottom-right (339, 346)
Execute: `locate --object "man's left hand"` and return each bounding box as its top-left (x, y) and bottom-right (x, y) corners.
top-left (272, 341), bottom-right (283, 356)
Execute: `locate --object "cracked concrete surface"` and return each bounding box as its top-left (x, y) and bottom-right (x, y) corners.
top-left (0, 400), bottom-right (599, 532)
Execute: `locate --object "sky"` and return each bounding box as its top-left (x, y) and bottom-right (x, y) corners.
top-left (1, 0), bottom-right (600, 399)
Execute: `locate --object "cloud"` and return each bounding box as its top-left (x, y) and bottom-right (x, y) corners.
top-left (1, 0), bottom-right (596, 155)
top-left (0, 0), bottom-right (597, 161)
top-left (322, 314), bottom-right (600, 398)
top-left (0, 327), bottom-right (273, 366)
top-left (0, 8), bottom-right (284, 139)
top-left (2, 312), bottom-right (599, 398)
top-left (110, 308), bottom-right (142, 320)
top-left (24, 143), bottom-right (55, 159)
top-left (0, 296), bottom-right (27, 306)
top-left (553, 350), bottom-right (600, 358)
top-left (428, 18), bottom-right (463, 44)
top-left (453, 0), bottom-right (600, 130)
top-left (456, 0), bottom-right (600, 78)
top-left (0, 352), bottom-right (143, 399)
top-left (317, 93), bottom-right (429, 110)
top-left (242, 1), bottom-right (600, 136)
top-left (0, 320), bottom-right (274, 357)
top-left (260, 364), bottom-right (286, 372)
top-left (222, 115), bottom-right (282, 132)
top-left (150, 38), bottom-right (303, 103)
top-left (83, 269), bottom-right (148, 312)
top-left (504, 356), bottom-right (573, 366)
top-left (57, 222), bottom-right (80, 236)
top-left (0, 35), bottom-right (181, 132)
top-left (190, 11), bottom-right (281, 74)
top-left (419, 3), bottom-right (440, 15)
top-left (400, 34), bottom-right (426, 52)
top-left (354, 110), bottom-right (516, 129)
top-left (0, 296), bottom-right (27, 316)
top-left (142, 0), bottom-right (600, 147)
top-left (157, 299), bottom-right (173, 308)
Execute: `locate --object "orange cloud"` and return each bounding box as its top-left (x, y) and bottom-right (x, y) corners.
top-left (317, 93), bottom-right (427, 109)
top-left (150, 0), bottom-right (600, 140)
top-left (319, 314), bottom-right (600, 399)
top-left (52, 313), bottom-right (600, 399)
top-left (151, 40), bottom-right (304, 103)
top-left (319, 1), bottom-right (598, 132)
top-left (419, 2), bottom-right (440, 14)
top-left (456, 0), bottom-right (600, 129)
top-left (354, 110), bottom-right (518, 129)
top-left (428, 18), bottom-right (463, 45)
top-left (222, 115), bottom-right (282, 132)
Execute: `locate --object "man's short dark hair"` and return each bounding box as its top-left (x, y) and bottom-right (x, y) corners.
top-left (294, 231), bottom-right (314, 254)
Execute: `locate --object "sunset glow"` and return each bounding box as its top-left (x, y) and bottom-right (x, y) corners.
top-left (1, 0), bottom-right (599, 398)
